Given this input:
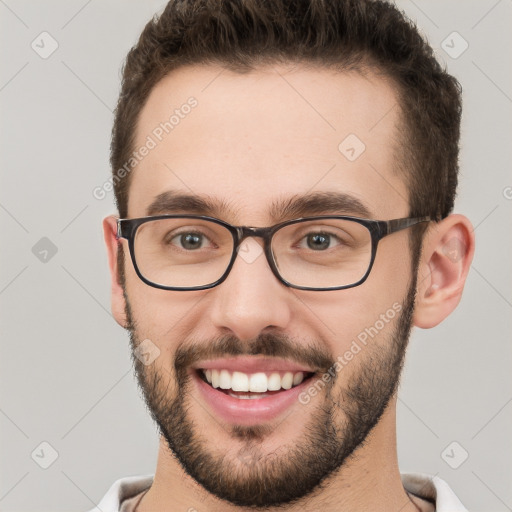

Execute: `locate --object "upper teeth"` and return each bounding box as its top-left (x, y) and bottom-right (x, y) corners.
top-left (203, 369), bottom-right (306, 392)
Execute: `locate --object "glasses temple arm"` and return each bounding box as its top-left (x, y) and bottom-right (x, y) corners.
top-left (383, 216), bottom-right (433, 236)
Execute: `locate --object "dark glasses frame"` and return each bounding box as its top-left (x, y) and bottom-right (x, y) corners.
top-left (117, 214), bottom-right (432, 291)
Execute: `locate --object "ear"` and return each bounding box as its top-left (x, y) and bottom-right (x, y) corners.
top-left (103, 215), bottom-right (128, 329)
top-left (413, 214), bottom-right (475, 328)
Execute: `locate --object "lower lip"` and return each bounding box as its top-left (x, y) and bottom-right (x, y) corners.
top-left (192, 370), bottom-right (313, 426)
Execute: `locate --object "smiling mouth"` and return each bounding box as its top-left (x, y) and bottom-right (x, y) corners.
top-left (196, 368), bottom-right (316, 399)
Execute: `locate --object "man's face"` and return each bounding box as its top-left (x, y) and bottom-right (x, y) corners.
top-left (118, 64), bottom-right (416, 507)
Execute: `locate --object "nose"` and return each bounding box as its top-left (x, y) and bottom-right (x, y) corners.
top-left (209, 237), bottom-right (292, 341)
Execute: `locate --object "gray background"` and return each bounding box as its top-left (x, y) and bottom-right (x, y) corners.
top-left (0, 1), bottom-right (511, 511)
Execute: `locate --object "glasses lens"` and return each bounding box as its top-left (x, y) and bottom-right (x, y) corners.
top-left (272, 218), bottom-right (372, 289)
top-left (134, 218), bottom-right (233, 288)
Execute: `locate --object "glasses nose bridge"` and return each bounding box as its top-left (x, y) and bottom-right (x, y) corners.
top-left (233, 225), bottom-right (275, 270)
top-left (235, 225), bottom-right (272, 246)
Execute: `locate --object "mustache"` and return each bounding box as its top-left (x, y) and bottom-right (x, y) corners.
top-left (173, 332), bottom-right (335, 375)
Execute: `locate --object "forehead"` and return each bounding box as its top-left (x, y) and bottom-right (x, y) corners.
top-left (128, 63), bottom-right (408, 222)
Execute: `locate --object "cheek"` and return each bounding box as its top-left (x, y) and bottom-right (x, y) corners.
top-left (124, 271), bottom-right (208, 358)
top-left (306, 239), bottom-right (411, 354)
top-left (312, 293), bottom-right (398, 356)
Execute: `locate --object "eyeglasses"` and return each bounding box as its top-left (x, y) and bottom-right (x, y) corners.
top-left (116, 214), bottom-right (432, 291)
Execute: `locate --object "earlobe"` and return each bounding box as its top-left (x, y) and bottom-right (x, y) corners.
top-left (413, 214), bottom-right (475, 329)
top-left (102, 215), bottom-right (129, 329)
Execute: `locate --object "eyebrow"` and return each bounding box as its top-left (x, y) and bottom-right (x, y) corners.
top-left (145, 190), bottom-right (373, 221)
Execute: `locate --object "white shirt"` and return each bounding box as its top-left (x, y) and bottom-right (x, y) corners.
top-left (86, 473), bottom-right (468, 511)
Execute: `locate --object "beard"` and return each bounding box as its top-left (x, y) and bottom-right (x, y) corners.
top-left (123, 279), bottom-right (417, 509)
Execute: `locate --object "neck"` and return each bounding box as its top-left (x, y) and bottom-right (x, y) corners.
top-left (138, 397), bottom-right (420, 512)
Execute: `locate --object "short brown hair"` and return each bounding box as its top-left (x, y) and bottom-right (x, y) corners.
top-left (112, 0), bottom-right (462, 265)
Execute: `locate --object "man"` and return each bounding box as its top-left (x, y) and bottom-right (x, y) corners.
top-left (94, 0), bottom-right (475, 510)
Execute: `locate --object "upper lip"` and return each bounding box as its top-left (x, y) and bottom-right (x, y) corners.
top-left (191, 356), bottom-right (316, 374)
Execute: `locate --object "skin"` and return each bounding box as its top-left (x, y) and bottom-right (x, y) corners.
top-left (103, 64), bottom-right (475, 511)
